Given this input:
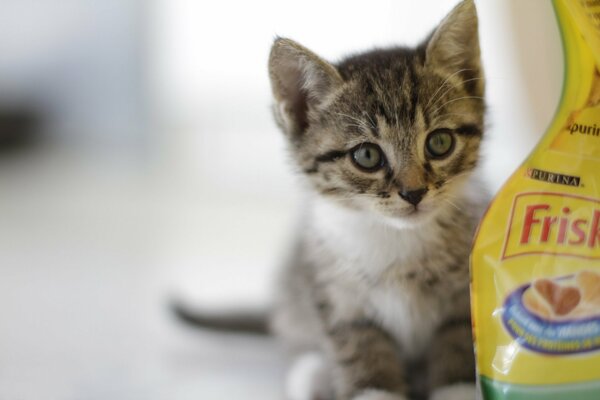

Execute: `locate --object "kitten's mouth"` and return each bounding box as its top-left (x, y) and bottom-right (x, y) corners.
top-left (384, 203), bottom-right (436, 224)
top-left (404, 201), bottom-right (433, 214)
top-left (372, 198), bottom-right (438, 228)
top-left (389, 206), bottom-right (426, 219)
top-left (379, 207), bottom-right (430, 229)
top-left (403, 207), bottom-right (425, 218)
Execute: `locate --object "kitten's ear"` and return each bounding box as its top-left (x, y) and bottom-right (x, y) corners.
top-left (269, 38), bottom-right (343, 138)
top-left (426, 0), bottom-right (482, 86)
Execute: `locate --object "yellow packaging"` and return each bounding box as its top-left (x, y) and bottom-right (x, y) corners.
top-left (471, 1), bottom-right (600, 398)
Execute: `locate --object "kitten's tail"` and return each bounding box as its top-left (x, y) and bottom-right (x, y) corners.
top-left (170, 298), bottom-right (270, 335)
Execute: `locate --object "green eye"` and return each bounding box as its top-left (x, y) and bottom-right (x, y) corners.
top-left (426, 130), bottom-right (454, 158)
top-left (351, 143), bottom-right (384, 171)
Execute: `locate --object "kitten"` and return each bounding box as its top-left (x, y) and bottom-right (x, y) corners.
top-left (267, 1), bottom-right (486, 400)
top-left (173, 0), bottom-right (486, 399)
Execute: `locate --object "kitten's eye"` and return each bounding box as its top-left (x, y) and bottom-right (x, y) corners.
top-left (426, 130), bottom-right (454, 158)
top-left (351, 143), bottom-right (384, 171)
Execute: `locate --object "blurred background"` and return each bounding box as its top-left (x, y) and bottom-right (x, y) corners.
top-left (0, 0), bottom-right (562, 399)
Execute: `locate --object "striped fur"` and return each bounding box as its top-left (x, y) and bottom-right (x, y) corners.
top-left (269, 1), bottom-right (486, 399)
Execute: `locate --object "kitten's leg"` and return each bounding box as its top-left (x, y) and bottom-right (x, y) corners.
top-left (351, 389), bottom-right (409, 400)
top-left (286, 351), bottom-right (333, 400)
top-left (429, 383), bottom-right (475, 400)
top-left (323, 318), bottom-right (408, 400)
top-left (426, 319), bottom-right (476, 400)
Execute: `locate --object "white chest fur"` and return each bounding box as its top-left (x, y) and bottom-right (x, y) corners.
top-left (368, 283), bottom-right (442, 360)
top-left (310, 198), bottom-right (436, 273)
top-left (310, 198), bottom-right (447, 358)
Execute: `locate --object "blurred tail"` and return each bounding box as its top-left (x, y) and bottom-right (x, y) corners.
top-left (170, 299), bottom-right (270, 335)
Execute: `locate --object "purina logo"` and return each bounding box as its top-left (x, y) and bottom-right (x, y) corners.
top-left (525, 168), bottom-right (581, 187)
top-left (502, 192), bottom-right (600, 260)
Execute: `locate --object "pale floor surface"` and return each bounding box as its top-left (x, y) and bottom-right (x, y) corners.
top-left (0, 146), bottom-right (292, 400)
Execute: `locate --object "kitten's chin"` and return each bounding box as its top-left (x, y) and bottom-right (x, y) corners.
top-left (378, 207), bottom-right (438, 230)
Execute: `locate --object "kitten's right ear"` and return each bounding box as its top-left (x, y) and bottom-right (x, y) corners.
top-left (425, 0), bottom-right (482, 85)
top-left (269, 38), bottom-right (343, 138)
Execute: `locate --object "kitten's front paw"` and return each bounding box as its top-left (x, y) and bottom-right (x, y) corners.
top-left (352, 389), bottom-right (408, 400)
top-left (429, 383), bottom-right (475, 400)
top-left (285, 352), bottom-right (331, 400)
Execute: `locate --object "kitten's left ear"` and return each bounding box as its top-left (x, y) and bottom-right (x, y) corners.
top-left (426, 0), bottom-right (483, 87)
top-left (269, 38), bottom-right (343, 139)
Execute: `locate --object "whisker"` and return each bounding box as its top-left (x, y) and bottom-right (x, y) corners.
top-left (425, 68), bottom-right (473, 110)
top-left (335, 112), bottom-right (370, 129)
top-left (427, 77), bottom-right (485, 112)
top-left (363, 112), bottom-right (377, 130)
top-left (433, 112), bottom-right (474, 119)
top-left (443, 197), bottom-right (463, 212)
top-left (430, 96), bottom-right (485, 115)
top-left (394, 93), bottom-right (401, 126)
top-left (345, 123), bottom-right (370, 132)
top-left (443, 171), bottom-right (473, 185)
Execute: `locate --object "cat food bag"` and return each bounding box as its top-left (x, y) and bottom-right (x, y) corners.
top-left (471, 0), bottom-right (600, 399)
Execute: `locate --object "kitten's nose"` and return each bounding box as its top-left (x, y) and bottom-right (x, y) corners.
top-left (399, 188), bottom-right (428, 206)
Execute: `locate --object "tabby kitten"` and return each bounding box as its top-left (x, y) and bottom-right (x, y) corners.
top-left (268, 1), bottom-right (486, 399)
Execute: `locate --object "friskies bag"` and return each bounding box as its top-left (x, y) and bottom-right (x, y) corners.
top-left (471, 0), bottom-right (600, 399)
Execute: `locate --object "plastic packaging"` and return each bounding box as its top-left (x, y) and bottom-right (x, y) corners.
top-left (471, 0), bottom-right (600, 398)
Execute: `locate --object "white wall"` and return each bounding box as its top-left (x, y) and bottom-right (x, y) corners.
top-left (477, 0), bottom-right (563, 191)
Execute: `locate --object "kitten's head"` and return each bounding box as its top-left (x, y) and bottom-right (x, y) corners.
top-left (269, 0), bottom-right (484, 228)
